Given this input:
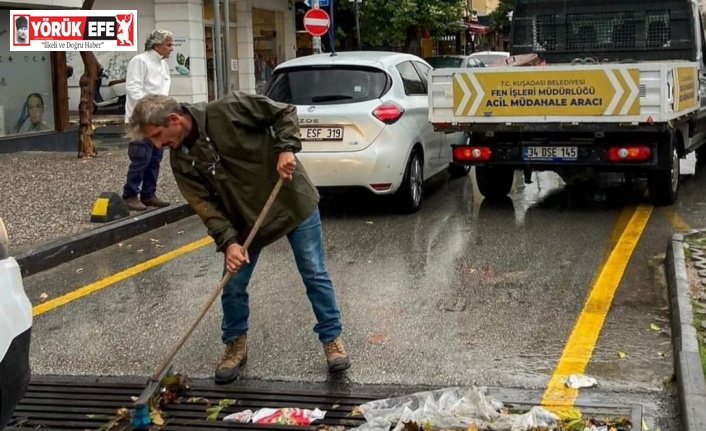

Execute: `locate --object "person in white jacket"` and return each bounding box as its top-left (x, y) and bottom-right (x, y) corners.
top-left (121, 29), bottom-right (173, 211)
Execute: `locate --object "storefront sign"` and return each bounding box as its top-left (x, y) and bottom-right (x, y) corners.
top-left (452, 67), bottom-right (640, 117)
top-left (9, 10), bottom-right (137, 52)
top-left (166, 35), bottom-right (191, 75)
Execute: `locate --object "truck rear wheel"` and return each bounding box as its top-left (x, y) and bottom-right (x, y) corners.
top-left (476, 166), bottom-right (514, 200)
top-left (648, 146), bottom-right (680, 206)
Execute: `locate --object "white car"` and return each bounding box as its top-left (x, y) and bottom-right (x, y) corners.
top-left (0, 217), bottom-right (32, 429)
top-left (266, 51), bottom-right (467, 213)
top-left (468, 50), bottom-right (511, 66)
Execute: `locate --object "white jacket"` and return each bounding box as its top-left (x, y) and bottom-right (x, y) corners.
top-left (124, 49), bottom-right (171, 123)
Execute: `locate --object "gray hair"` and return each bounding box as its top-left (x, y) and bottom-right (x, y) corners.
top-left (126, 94), bottom-right (182, 140)
top-left (145, 29), bottom-right (173, 51)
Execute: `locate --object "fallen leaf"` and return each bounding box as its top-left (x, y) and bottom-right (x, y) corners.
top-left (350, 407), bottom-right (362, 417)
top-left (642, 418), bottom-right (649, 431)
top-left (118, 243), bottom-right (124, 247)
top-left (650, 323), bottom-right (661, 331)
top-left (366, 221), bottom-right (374, 224)
top-left (219, 399), bottom-right (236, 408)
top-left (206, 406), bottom-right (221, 421)
top-left (185, 397), bottom-right (206, 403)
top-left (155, 244), bottom-right (164, 248)
top-left (39, 293), bottom-right (49, 301)
top-left (467, 424), bottom-right (479, 431)
top-left (131, 396), bottom-right (138, 401)
top-left (150, 238), bottom-right (159, 243)
top-left (177, 231), bottom-right (184, 235)
top-left (150, 410), bottom-right (165, 426)
top-left (137, 249), bottom-right (144, 253)
top-left (331, 404), bottom-right (340, 409)
top-left (367, 333), bottom-right (387, 344)
top-left (658, 351), bottom-right (666, 358)
top-left (618, 351), bottom-right (627, 359)
top-left (76, 268), bottom-right (84, 273)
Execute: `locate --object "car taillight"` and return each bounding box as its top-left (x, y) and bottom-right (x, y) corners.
top-left (373, 103), bottom-right (404, 124)
top-left (607, 146), bottom-right (651, 162)
top-left (453, 146), bottom-right (492, 162)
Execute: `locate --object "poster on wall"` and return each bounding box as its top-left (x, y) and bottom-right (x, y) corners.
top-left (0, 9), bottom-right (55, 137)
top-left (167, 35), bottom-right (191, 75)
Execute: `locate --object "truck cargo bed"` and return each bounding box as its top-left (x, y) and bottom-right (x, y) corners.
top-left (428, 62), bottom-right (700, 126)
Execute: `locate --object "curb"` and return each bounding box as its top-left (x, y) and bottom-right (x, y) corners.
top-left (16, 202), bottom-right (195, 278)
top-left (666, 232), bottom-right (706, 431)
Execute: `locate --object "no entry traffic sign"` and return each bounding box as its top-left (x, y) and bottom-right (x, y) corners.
top-left (304, 8), bottom-right (330, 37)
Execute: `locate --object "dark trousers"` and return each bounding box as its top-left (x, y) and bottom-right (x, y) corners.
top-left (122, 138), bottom-right (164, 199)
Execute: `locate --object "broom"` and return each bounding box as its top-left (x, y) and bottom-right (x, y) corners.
top-left (130, 177), bottom-right (284, 429)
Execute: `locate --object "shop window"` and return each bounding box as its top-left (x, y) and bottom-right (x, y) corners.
top-left (0, 9), bottom-right (55, 137)
top-left (253, 8), bottom-right (285, 94)
top-left (203, 1), bottom-right (237, 23)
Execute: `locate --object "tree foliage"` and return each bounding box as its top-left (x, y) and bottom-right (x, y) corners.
top-left (488, 0), bottom-right (514, 35)
top-left (332, 0), bottom-right (465, 49)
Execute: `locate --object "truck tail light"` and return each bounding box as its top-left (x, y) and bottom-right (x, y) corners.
top-left (607, 146), bottom-right (651, 162)
top-left (453, 146), bottom-right (492, 162)
top-left (373, 103), bottom-right (404, 124)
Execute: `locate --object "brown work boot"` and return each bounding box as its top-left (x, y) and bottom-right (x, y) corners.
top-left (322, 336), bottom-right (351, 373)
top-left (123, 196), bottom-right (147, 211)
top-left (141, 196), bottom-right (171, 208)
top-left (215, 334), bottom-right (247, 385)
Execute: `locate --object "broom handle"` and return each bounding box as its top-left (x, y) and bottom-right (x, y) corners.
top-left (149, 177), bottom-right (285, 381)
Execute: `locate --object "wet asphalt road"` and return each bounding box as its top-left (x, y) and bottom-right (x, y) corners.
top-left (21, 166), bottom-right (706, 430)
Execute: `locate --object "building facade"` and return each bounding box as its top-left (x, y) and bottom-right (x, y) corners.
top-left (0, 0), bottom-right (297, 147)
top-left (67, 0), bottom-right (298, 111)
top-left (0, 0), bottom-right (81, 142)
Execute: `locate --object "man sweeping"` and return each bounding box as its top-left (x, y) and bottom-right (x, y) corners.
top-left (125, 92), bottom-right (351, 384)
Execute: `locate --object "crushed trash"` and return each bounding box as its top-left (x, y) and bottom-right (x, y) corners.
top-left (223, 409), bottom-right (253, 423)
top-left (617, 351), bottom-right (627, 359)
top-left (224, 407), bottom-right (326, 425)
top-left (348, 387), bottom-right (558, 431)
top-left (564, 374), bottom-right (598, 389)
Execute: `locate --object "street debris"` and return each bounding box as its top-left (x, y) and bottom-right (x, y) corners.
top-left (90, 407), bottom-right (130, 431)
top-left (348, 387), bottom-right (557, 431)
top-left (223, 407), bottom-right (326, 425)
top-left (563, 374), bottom-right (597, 389)
top-left (348, 387), bottom-right (632, 431)
top-left (367, 333), bottom-right (387, 344)
top-left (650, 323), bottom-right (661, 331)
top-left (39, 292), bottom-right (49, 301)
top-left (206, 399), bottom-right (237, 421)
top-left (617, 351), bottom-right (627, 359)
top-left (76, 267), bottom-right (84, 273)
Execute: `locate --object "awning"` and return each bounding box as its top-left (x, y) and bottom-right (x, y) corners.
top-left (465, 22), bottom-right (490, 34)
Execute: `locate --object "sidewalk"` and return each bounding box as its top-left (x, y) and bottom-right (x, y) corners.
top-left (0, 143), bottom-right (186, 256)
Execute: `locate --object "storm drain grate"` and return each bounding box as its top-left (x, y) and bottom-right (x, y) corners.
top-left (7, 377), bottom-right (643, 430)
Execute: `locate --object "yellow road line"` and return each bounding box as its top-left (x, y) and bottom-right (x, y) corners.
top-left (540, 204), bottom-right (653, 409)
top-left (662, 208), bottom-right (692, 232)
top-left (32, 236), bottom-right (212, 317)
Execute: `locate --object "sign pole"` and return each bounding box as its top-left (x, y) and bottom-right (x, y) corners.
top-left (312, 0), bottom-right (322, 54)
top-left (354, 0), bottom-right (361, 50)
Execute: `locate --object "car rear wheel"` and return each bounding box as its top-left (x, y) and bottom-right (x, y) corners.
top-left (476, 166), bottom-right (514, 200)
top-left (395, 151), bottom-right (423, 213)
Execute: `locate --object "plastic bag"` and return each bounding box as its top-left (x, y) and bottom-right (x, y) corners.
top-left (350, 387), bottom-right (558, 431)
top-left (250, 407), bottom-right (326, 426)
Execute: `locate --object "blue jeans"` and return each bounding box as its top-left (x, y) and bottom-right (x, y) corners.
top-left (221, 207), bottom-right (343, 343)
top-left (122, 138), bottom-right (164, 199)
